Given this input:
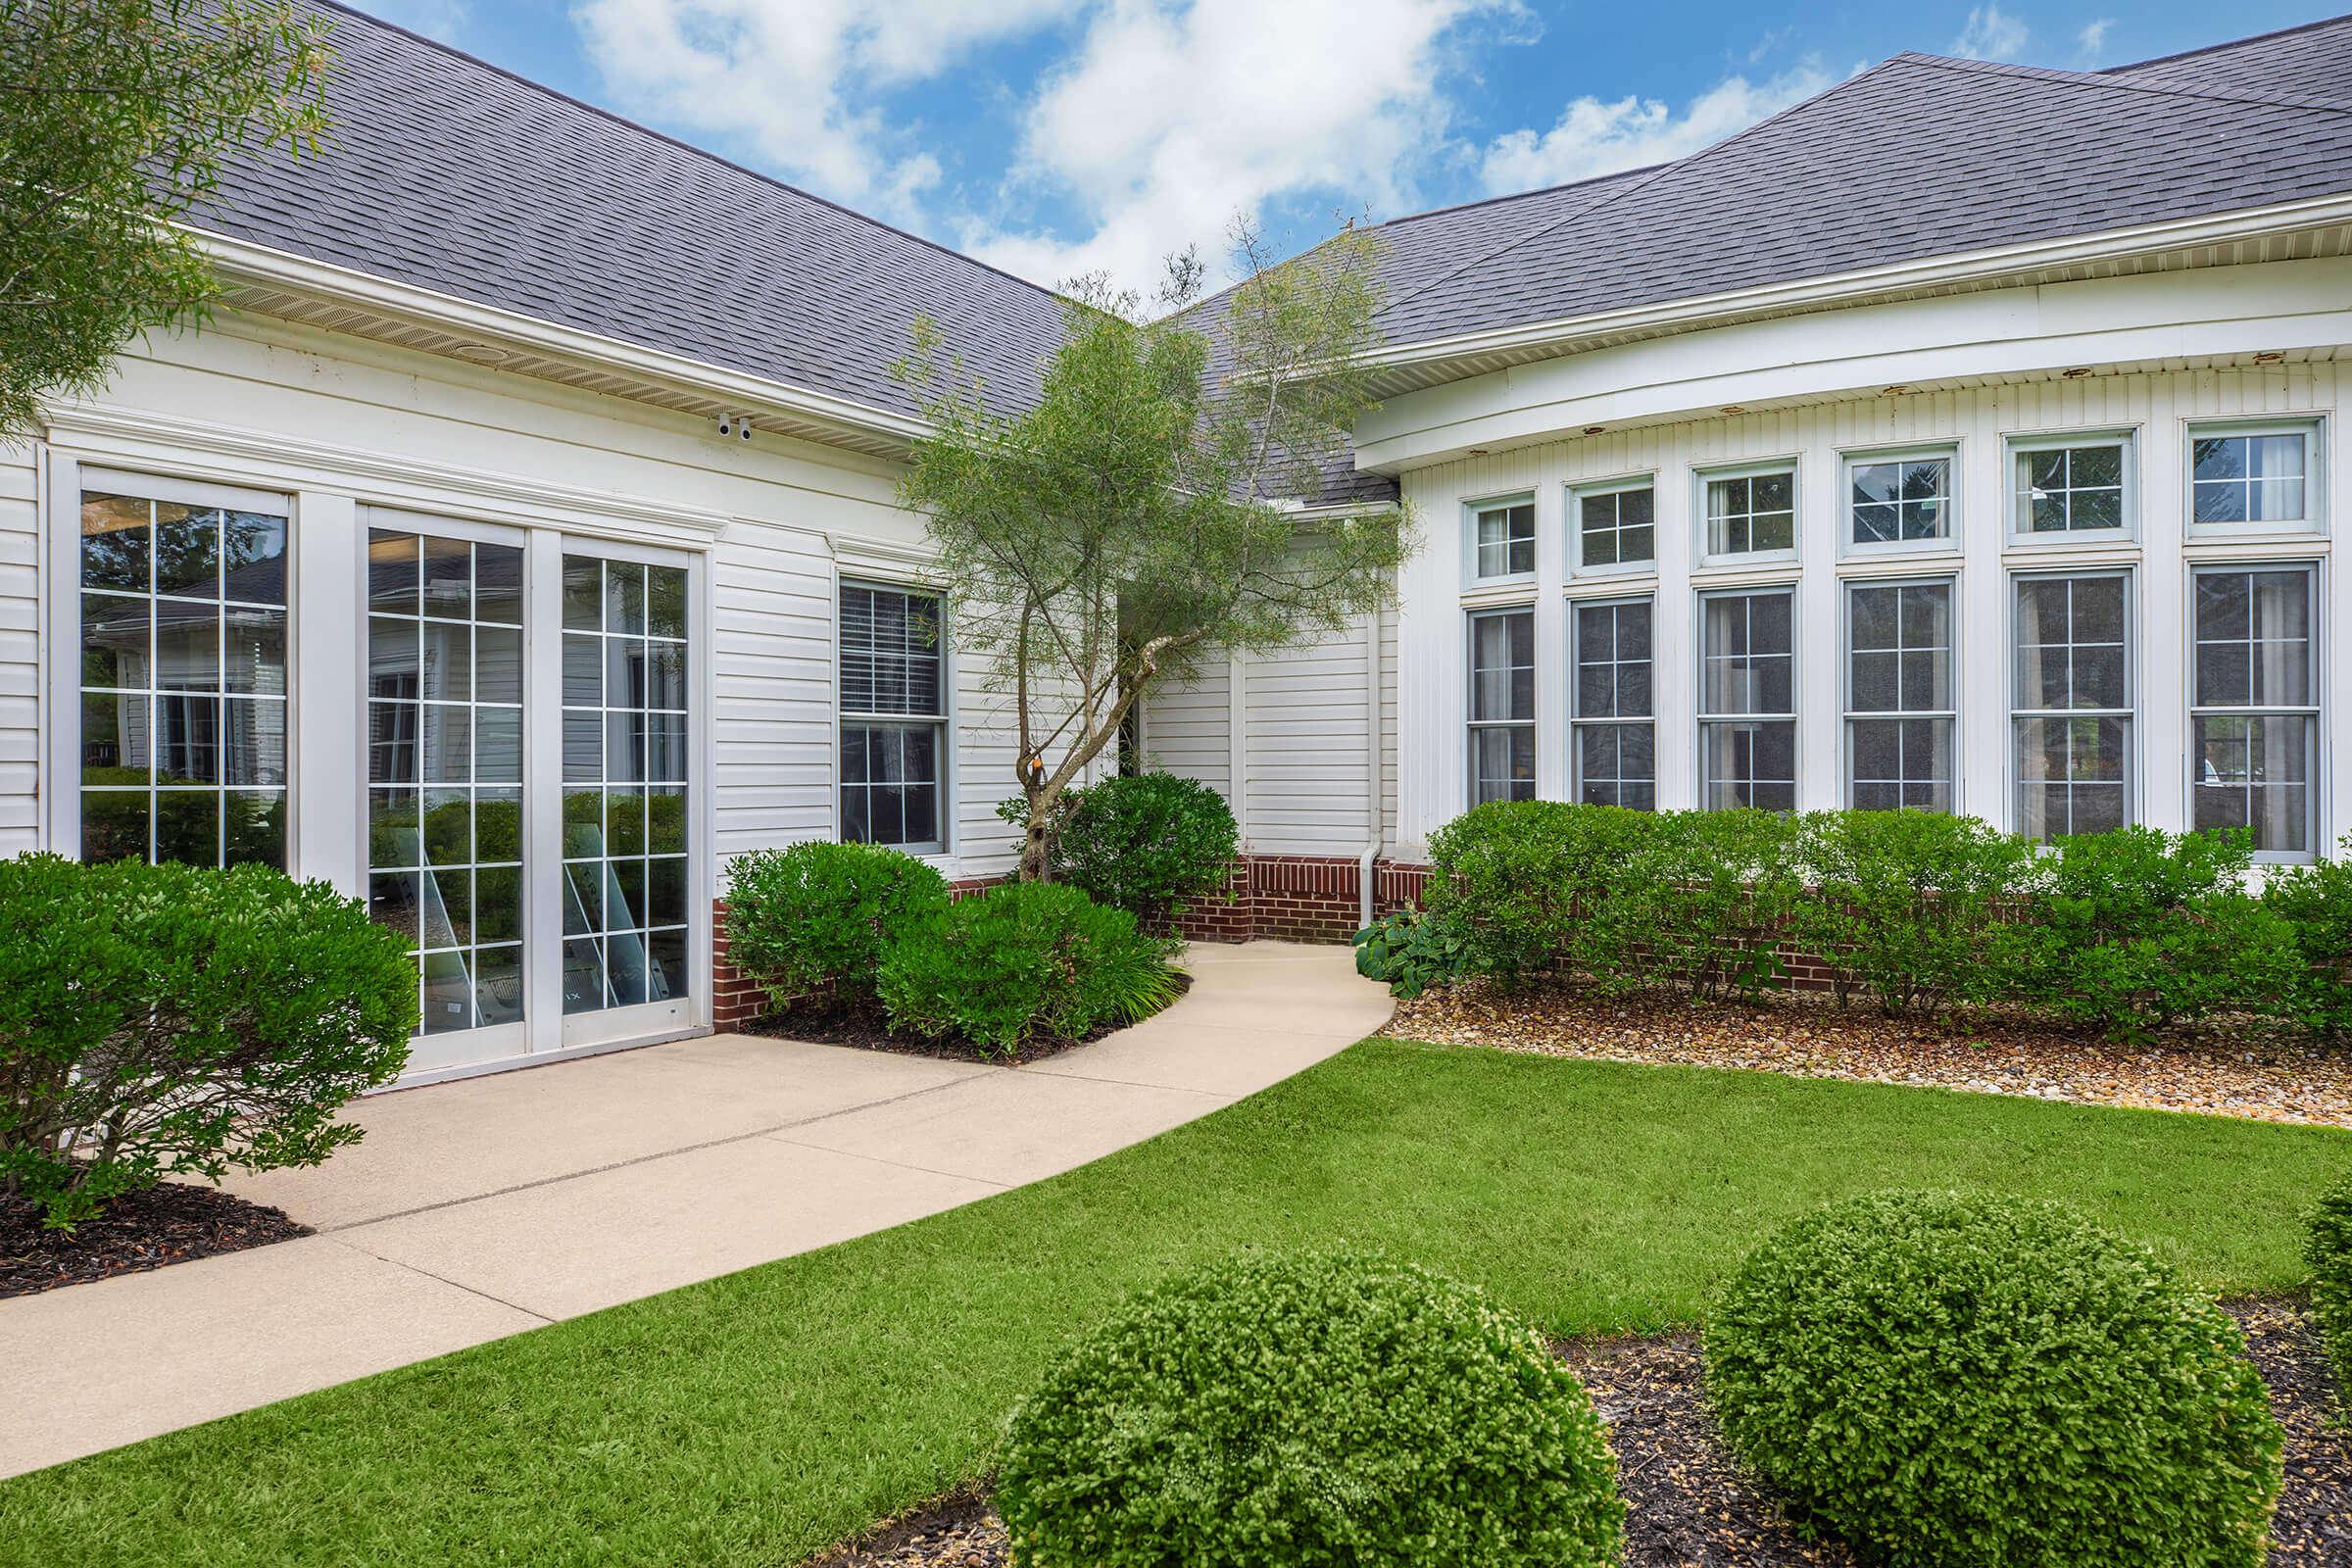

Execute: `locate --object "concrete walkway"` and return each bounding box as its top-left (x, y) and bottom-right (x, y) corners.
top-left (0, 942), bottom-right (1390, 1479)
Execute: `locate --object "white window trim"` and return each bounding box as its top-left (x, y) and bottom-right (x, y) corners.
top-left (2004, 427), bottom-right (2139, 548)
top-left (2183, 416), bottom-right (2328, 541)
top-left (1461, 490), bottom-right (1537, 590)
top-left (834, 575), bottom-right (955, 859)
top-left (1839, 442), bottom-right (1962, 562)
top-left (1839, 573), bottom-right (1961, 813)
top-left (2007, 564), bottom-right (2139, 841)
top-left (2185, 559), bottom-right (2325, 864)
top-left (1569, 594), bottom-right (1656, 808)
top-left (1566, 472), bottom-right (1658, 581)
top-left (1694, 458), bottom-right (1801, 569)
top-left (1465, 605), bottom-right (1537, 806)
top-left (1695, 583), bottom-right (1799, 811)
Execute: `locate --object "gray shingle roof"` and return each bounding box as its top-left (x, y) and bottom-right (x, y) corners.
top-left (191, 4), bottom-right (2352, 489)
top-left (201, 0), bottom-right (1070, 425)
top-left (1367, 41), bottom-right (2352, 347)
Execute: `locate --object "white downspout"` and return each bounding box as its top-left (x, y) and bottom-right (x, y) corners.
top-left (1359, 606), bottom-right (1384, 930)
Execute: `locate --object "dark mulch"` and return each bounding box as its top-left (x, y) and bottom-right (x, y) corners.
top-left (1, 1180), bottom-right (310, 1298)
top-left (746, 971), bottom-right (1192, 1066)
top-left (797, 1298), bottom-right (2348, 1568)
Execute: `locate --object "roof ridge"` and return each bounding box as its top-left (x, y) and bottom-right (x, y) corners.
top-left (297, 0), bottom-right (1072, 310)
top-left (1894, 47), bottom-right (2352, 120)
top-left (1378, 163), bottom-right (1667, 229)
top-left (2101, 10), bottom-right (2352, 75)
top-left (1372, 55), bottom-right (1907, 329)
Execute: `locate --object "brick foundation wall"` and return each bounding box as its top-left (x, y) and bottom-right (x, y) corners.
top-left (1171, 854), bottom-right (1431, 945)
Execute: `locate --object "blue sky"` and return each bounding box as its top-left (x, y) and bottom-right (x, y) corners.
top-left (352, 0), bottom-right (2341, 294)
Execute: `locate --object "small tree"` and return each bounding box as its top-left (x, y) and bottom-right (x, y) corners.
top-left (0, 0), bottom-right (335, 441)
top-left (896, 221), bottom-right (1413, 879)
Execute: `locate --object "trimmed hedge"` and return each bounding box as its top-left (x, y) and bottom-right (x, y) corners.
top-left (1706, 1191), bottom-right (2283, 1568)
top-left (0, 855), bottom-right (416, 1230)
top-left (2309, 1178), bottom-right (2352, 1412)
top-left (1409, 801), bottom-right (2316, 1036)
top-left (997, 1250), bottom-right (1623, 1567)
top-left (877, 881), bottom-right (1178, 1053)
top-left (721, 841), bottom-right (949, 1005)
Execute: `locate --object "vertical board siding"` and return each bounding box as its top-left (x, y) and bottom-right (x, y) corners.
top-left (0, 447), bottom-right (37, 855)
top-left (1394, 363), bottom-right (2349, 854)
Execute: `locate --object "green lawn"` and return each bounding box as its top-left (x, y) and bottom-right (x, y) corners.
top-left (5, 1040), bottom-right (2344, 1565)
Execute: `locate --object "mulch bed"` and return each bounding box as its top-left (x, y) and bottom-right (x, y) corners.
top-left (1387, 980), bottom-right (2352, 1129)
top-left (1, 1180), bottom-right (310, 1299)
top-left (746, 972), bottom-right (1192, 1066)
top-left (802, 1300), bottom-right (2347, 1568)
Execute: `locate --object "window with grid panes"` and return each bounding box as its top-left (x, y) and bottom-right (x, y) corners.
top-left (839, 583), bottom-right (946, 852)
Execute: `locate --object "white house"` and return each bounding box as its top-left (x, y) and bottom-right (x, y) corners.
top-left (9, 4), bottom-right (2352, 1082)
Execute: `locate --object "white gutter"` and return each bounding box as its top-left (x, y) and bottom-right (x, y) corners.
top-left (195, 229), bottom-right (934, 450)
top-left (1365, 192), bottom-right (2352, 376)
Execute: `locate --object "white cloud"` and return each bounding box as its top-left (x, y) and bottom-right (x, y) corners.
top-left (569, 0), bottom-right (1081, 219)
top-left (1949, 4), bottom-right (2029, 61)
top-left (2076, 18), bottom-right (2114, 62)
top-left (958, 0), bottom-right (1512, 294)
top-left (1475, 61), bottom-right (1836, 196)
top-left (369, 0), bottom-right (470, 43)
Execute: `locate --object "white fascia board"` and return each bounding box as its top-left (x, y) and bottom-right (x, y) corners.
top-left (1356, 253), bottom-right (2352, 470)
top-left (196, 229), bottom-right (933, 450)
top-left (1366, 192), bottom-right (2352, 375)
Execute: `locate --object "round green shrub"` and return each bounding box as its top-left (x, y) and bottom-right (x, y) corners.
top-left (877, 880), bottom-right (1177, 1053)
top-left (721, 841), bottom-right (950, 1004)
top-left (997, 1250), bottom-right (1623, 1568)
top-left (0, 854), bottom-right (417, 1230)
top-left (1052, 772), bottom-right (1238, 926)
top-left (1706, 1191), bottom-right (2282, 1568)
top-left (2306, 1177), bottom-right (2352, 1410)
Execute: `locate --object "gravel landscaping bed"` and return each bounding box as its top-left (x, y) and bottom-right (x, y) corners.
top-left (747, 971), bottom-right (1191, 1065)
top-left (804, 1300), bottom-right (2346, 1568)
top-left (1, 1180), bottom-right (310, 1298)
top-left (1387, 981), bottom-right (2352, 1129)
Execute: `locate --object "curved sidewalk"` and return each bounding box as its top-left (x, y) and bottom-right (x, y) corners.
top-left (0, 941), bottom-right (1392, 1479)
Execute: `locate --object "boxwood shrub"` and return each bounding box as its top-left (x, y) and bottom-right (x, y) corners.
top-left (997, 1250), bottom-right (1623, 1568)
top-left (2308, 1178), bottom-right (2352, 1411)
top-left (0, 854), bottom-right (417, 1230)
top-left (721, 841), bottom-right (949, 1005)
top-left (1706, 1191), bottom-right (2283, 1568)
top-left (2262, 842), bottom-right (2352, 1041)
top-left (1424, 800), bottom-right (1650, 986)
top-left (877, 881), bottom-right (1178, 1053)
top-left (1050, 771), bottom-right (1239, 927)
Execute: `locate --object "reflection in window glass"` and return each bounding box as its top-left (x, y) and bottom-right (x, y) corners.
top-left (2191, 565), bottom-right (2315, 854)
top-left (1572, 598), bottom-right (1653, 808)
top-left (1468, 608), bottom-right (1536, 804)
top-left (2016, 443), bottom-right (2126, 533)
top-left (366, 529), bottom-right (526, 1036)
top-left (1705, 471), bottom-right (1795, 556)
top-left (1577, 485), bottom-right (1654, 568)
top-left (1699, 588), bottom-right (1795, 810)
top-left (79, 491), bottom-right (288, 867)
top-left (1845, 580), bottom-right (1953, 811)
top-left (2012, 573), bottom-right (2132, 841)
top-left (1473, 501), bottom-right (1535, 579)
top-left (563, 555), bottom-right (692, 1014)
top-left (2191, 431), bottom-right (2311, 524)
top-left (1850, 457), bottom-right (1950, 543)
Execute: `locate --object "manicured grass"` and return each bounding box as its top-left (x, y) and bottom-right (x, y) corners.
top-left (5, 1041), bottom-right (2344, 1565)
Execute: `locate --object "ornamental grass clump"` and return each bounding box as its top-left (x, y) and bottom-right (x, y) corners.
top-left (2308, 1178), bottom-right (2352, 1411)
top-left (1705, 1190), bottom-right (2282, 1568)
top-left (997, 1250), bottom-right (1623, 1568)
top-left (0, 854), bottom-right (416, 1230)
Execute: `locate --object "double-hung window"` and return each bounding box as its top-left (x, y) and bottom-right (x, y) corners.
top-left (839, 583), bottom-right (946, 853)
top-left (2012, 572), bottom-right (2132, 839)
top-left (1574, 478), bottom-right (1654, 571)
top-left (2013, 434), bottom-right (2131, 537)
top-left (1703, 466), bottom-right (1796, 559)
top-left (1848, 450), bottom-right (1953, 547)
top-left (1698, 587), bottom-right (1795, 810)
top-left (1470, 498), bottom-right (1535, 582)
top-left (1572, 598), bottom-right (1654, 808)
top-left (2190, 423), bottom-right (2322, 529)
top-left (1468, 608), bottom-right (1536, 804)
top-left (1845, 579), bottom-right (1954, 810)
top-left (2191, 564), bottom-right (2317, 856)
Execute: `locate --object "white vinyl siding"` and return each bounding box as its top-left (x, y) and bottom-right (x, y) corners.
top-left (0, 450), bottom-right (36, 856)
top-left (1244, 616), bottom-right (1378, 854)
top-left (1141, 657), bottom-right (1231, 806)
